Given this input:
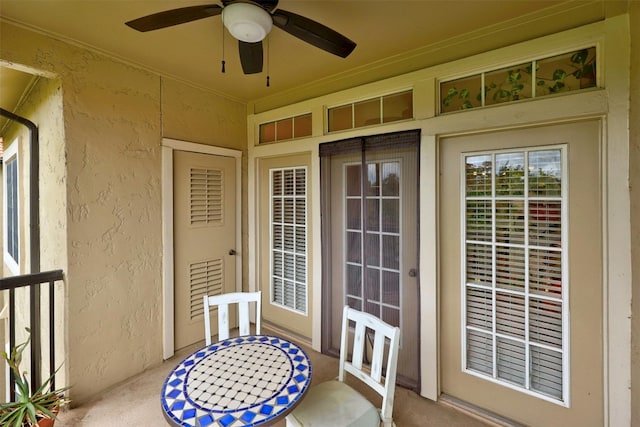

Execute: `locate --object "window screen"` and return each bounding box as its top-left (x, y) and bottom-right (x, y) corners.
top-left (463, 147), bottom-right (567, 403)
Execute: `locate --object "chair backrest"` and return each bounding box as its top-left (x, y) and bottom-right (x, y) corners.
top-left (338, 305), bottom-right (401, 427)
top-left (203, 291), bottom-right (262, 345)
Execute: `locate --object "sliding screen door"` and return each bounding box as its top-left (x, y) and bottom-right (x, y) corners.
top-left (321, 130), bottom-right (420, 389)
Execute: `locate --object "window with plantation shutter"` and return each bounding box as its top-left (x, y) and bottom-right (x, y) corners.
top-left (3, 140), bottom-right (19, 275)
top-left (463, 147), bottom-right (567, 404)
top-left (270, 167), bottom-right (307, 313)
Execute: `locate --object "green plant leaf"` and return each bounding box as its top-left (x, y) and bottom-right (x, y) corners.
top-left (494, 89), bottom-right (511, 100)
top-left (570, 49), bottom-right (588, 65)
top-left (459, 88), bottom-right (470, 99)
top-left (1, 327), bottom-right (70, 426)
top-left (549, 81), bottom-right (565, 93)
top-left (552, 68), bottom-right (567, 81)
top-left (25, 402), bottom-right (37, 424)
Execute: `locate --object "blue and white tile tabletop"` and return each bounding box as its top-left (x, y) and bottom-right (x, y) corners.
top-left (161, 335), bottom-right (312, 427)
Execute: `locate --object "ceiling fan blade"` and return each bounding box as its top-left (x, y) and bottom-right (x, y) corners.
top-left (272, 9), bottom-right (356, 58)
top-left (238, 41), bottom-right (264, 74)
top-left (224, 0), bottom-right (279, 12)
top-left (125, 4), bottom-right (222, 32)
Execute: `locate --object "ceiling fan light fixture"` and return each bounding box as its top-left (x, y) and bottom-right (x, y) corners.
top-left (223, 3), bottom-right (272, 43)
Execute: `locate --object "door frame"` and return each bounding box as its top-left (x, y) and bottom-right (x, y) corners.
top-left (161, 138), bottom-right (242, 359)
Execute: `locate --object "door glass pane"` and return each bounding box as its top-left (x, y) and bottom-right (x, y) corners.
top-left (381, 199), bottom-right (399, 233)
top-left (463, 146), bottom-right (567, 403)
top-left (346, 165), bottom-right (361, 196)
top-left (366, 163), bottom-right (380, 196)
top-left (381, 162), bottom-right (400, 196)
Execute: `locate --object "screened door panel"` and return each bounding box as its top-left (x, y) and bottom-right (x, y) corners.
top-left (439, 121), bottom-right (602, 426)
top-left (321, 130), bottom-right (420, 389)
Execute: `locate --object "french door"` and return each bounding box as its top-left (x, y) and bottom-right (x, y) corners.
top-left (321, 130), bottom-right (420, 389)
top-left (439, 121), bottom-right (603, 426)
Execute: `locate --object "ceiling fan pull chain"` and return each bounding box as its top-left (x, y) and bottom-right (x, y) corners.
top-left (266, 35), bottom-right (270, 87)
top-left (221, 12), bottom-right (226, 73)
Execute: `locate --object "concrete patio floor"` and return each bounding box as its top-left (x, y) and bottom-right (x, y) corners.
top-left (55, 331), bottom-right (497, 427)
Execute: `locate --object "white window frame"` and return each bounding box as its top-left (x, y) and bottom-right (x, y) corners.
top-left (3, 139), bottom-right (20, 275)
top-left (269, 166), bottom-right (308, 315)
top-left (460, 145), bottom-right (569, 406)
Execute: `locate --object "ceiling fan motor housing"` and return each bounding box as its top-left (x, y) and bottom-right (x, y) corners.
top-left (223, 2), bottom-right (273, 43)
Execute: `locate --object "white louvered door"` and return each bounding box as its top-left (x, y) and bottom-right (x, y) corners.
top-left (174, 151), bottom-right (236, 350)
top-left (439, 121), bottom-right (603, 427)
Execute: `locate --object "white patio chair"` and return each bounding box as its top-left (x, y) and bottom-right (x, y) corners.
top-left (286, 305), bottom-right (401, 427)
top-left (203, 291), bottom-right (262, 344)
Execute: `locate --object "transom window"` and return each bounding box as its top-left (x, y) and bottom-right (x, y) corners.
top-left (441, 47), bottom-right (596, 113)
top-left (259, 113), bottom-right (312, 144)
top-left (462, 146), bottom-right (568, 404)
top-left (327, 90), bottom-right (413, 133)
top-left (270, 167), bottom-right (307, 314)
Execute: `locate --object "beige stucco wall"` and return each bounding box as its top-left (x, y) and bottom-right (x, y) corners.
top-left (160, 79), bottom-right (249, 291)
top-left (629, 2), bottom-right (640, 425)
top-left (0, 21), bottom-right (246, 403)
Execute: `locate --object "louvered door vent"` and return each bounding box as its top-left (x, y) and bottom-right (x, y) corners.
top-left (189, 258), bottom-right (224, 320)
top-left (190, 168), bottom-right (223, 225)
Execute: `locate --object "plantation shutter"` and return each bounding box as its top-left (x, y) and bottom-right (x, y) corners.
top-left (463, 148), bottom-right (567, 402)
top-left (270, 167), bottom-right (307, 313)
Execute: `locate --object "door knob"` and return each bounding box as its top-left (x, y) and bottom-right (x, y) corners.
top-left (228, 249), bottom-right (237, 256)
top-left (408, 268), bottom-right (417, 277)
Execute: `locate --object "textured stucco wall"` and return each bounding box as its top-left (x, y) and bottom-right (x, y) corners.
top-left (161, 79), bottom-right (249, 291)
top-left (0, 21), bottom-right (247, 403)
top-left (629, 2), bottom-right (640, 425)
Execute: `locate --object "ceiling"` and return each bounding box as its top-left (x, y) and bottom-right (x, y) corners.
top-left (0, 0), bottom-right (623, 134)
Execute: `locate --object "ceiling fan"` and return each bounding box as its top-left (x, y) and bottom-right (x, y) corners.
top-left (125, 0), bottom-right (356, 75)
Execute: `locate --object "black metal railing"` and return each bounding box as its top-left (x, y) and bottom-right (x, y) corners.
top-left (0, 269), bottom-right (64, 400)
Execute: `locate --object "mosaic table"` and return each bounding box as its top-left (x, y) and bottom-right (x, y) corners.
top-left (161, 335), bottom-right (312, 427)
